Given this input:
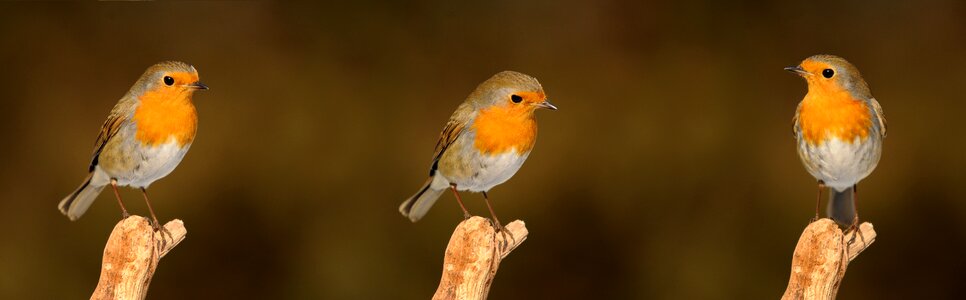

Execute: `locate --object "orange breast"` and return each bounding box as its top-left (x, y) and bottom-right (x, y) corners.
top-left (133, 89), bottom-right (198, 146)
top-left (472, 104), bottom-right (537, 155)
top-left (798, 90), bottom-right (872, 145)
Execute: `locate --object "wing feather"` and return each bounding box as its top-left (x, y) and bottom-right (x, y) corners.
top-left (89, 101), bottom-right (134, 172)
top-left (869, 98), bottom-right (887, 138)
top-left (792, 101), bottom-right (803, 138)
top-left (429, 103), bottom-right (474, 175)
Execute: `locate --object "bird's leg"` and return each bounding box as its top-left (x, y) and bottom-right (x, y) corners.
top-left (846, 184), bottom-right (867, 247)
top-left (482, 191), bottom-right (514, 251)
top-left (813, 180), bottom-right (825, 222)
top-left (449, 184), bottom-right (471, 220)
top-left (139, 188), bottom-right (162, 230)
top-left (110, 179), bottom-right (130, 219)
top-left (140, 188), bottom-right (171, 248)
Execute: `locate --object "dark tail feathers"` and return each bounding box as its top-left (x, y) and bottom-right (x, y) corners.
top-left (827, 186), bottom-right (856, 228)
top-left (58, 172), bottom-right (105, 221)
top-left (399, 176), bottom-right (445, 222)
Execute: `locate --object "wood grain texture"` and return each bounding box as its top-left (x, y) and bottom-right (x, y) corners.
top-left (782, 219), bottom-right (875, 300)
top-left (433, 217), bottom-right (528, 300)
top-left (90, 216), bottom-right (186, 300)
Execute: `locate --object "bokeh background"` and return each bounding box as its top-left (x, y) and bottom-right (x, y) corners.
top-left (1, 1), bottom-right (964, 299)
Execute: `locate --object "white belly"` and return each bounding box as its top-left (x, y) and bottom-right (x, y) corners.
top-left (798, 136), bottom-right (880, 191)
top-left (441, 150), bottom-right (529, 192)
top-left (117, 138), bottom-right (191, 188)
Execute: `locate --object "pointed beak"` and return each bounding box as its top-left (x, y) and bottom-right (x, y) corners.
top-left (189, 81), bottom-right (209, 90)
top-left (536, 99), bottom-right (558, 110)
top-left (784, 65), bottom-right (809, 77)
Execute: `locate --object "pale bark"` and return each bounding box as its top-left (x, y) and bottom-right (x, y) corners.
top-left (782, 219), bottom-right (876, 300)
top-left (433, 217), bottom-right (528, 300)
top-left (90, 216), bottom-right (186, 300)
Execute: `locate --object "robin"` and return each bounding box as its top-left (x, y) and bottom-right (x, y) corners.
top-left (786, 54), bottom-right (886, 230)
top-left (399, 71), bottom-right (556, 237)
top-left (59, 61), bottom-right (207, 230)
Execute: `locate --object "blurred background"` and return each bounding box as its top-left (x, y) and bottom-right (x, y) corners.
top-left (0, 1), bottom-right (964, 299)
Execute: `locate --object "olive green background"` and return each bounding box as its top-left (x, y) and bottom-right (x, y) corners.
top-left (1, 1), bottom-right (964, 299)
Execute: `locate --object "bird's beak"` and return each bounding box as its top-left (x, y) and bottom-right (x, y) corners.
top-left (536, 99), bottom-right (558, 110)
top-left (784, 65), bottom-right (809, 77)
top-left (189, 81), bottom-right (209, 90)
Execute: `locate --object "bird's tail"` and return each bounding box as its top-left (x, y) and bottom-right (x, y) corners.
top-left (58, 172), bottom-right (106, 221)
top-left (399, 176), bottom-right (447, 222)
top-left (827, 186), bottom-right (856, 228)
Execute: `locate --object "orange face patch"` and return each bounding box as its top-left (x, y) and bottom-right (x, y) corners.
top-left (133, 86), bottom-right (198, 147)
top-left (472, 102), bottom-right (538, 155)
top-left (166, 72), bottom-right (200, 86)
top-left (799, 60), bottom-right (828, 75)
top-left (798, 89), bottom-right (872, 145)
top-left (513, 91), bottom-right (546, 105)
top-left (799, 60), bottom-right (839, 91)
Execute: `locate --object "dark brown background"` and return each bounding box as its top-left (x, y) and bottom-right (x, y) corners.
top-left (0, 1), bottom-right (964, 299)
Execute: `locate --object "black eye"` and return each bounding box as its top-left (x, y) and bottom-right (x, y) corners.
top-left (822, 69), bottom-right (834, 78)
top-left (163, 76), bottom-right (175, 86)
top-left (511, 94), bottom-right (523, 103)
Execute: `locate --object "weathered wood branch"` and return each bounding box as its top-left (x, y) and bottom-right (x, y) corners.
top-left (782, 219), bottom-right (876, 300)
top-left (90, 216), bottom-right (187, 300)
top-left (433, 216), bottom-right (528, 300)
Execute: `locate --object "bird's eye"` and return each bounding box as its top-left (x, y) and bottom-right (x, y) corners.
top-left (163, 76), bottom-right (175, 86)
top-left (511, 94), bottom-right (523, 103)
top-left (822, 69), bottom-right (834, 78)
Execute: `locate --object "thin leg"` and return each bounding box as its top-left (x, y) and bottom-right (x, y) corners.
top-left (449, 184), bottom-right (471, 220)
top-left (847, 184), bottom-right (867, 246)
top-left (140, 188), bottom-right (171, 248)
top-left (140, 188), bottom-right (162, 230)
top-left (482, 191), bottom-right (514, 250)
top-left (852, 184), bottom-right (859, 224)
top-left (111, 179), bottom-right (130, 218)
top-left (814, 180), bottom-right (825, 222)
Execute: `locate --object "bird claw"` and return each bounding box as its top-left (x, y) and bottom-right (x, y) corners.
top-left (845, 222), bottom-right (867, 247)
top-left (499, 229), bottom-right (516, 253)
top-left (151, 221), bottom-right (173, 250)
top-left (490, 218), bottom-right (515, 253)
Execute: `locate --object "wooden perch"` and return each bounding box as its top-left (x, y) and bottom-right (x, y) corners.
top-left (782, 219), bottom-right (876, 300)
top-left (433, 216), bottom-right (528, 300)
top-left (90, 216), bottom-right (187, 300)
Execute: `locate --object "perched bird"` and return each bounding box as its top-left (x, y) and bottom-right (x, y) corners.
top-left (399, 71), bottom-right (556, 234)
top-left (786, 55), bottom-right (886, 229)
top-left (59, 61), bottom-right (207, 229)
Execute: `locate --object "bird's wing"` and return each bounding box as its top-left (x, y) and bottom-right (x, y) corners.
top-left (792, 102), bottom-right (803, 138)
top-left (869, 98), bottom-right (887, 138)
top-left (89, 101), bottom-right (134, 172)
top-left (430, 102), bottom-right (474, 174)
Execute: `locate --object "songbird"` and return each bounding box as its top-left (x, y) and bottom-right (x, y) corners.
top-left (786, 54), bottom-right (886, 229)
top-left (399, 71), bottom-right (556, 235)
top-left (59, 61), bottom-right (207, 230)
